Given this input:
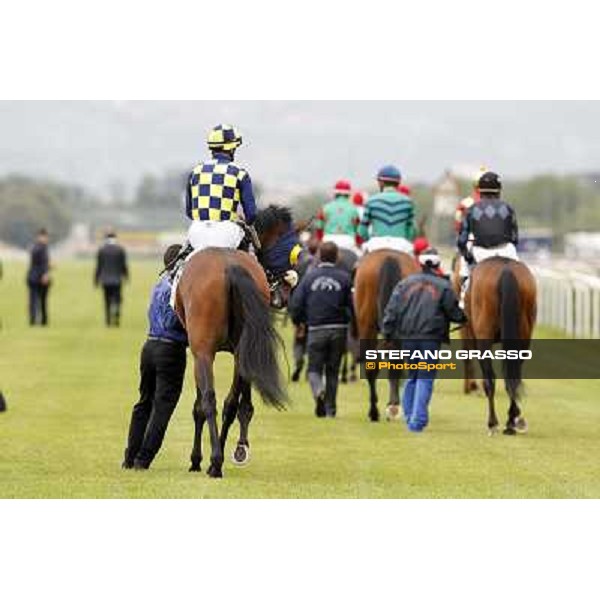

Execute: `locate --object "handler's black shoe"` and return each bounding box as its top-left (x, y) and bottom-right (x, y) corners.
top-left (0, 391), bottom-right (7, 412)
top-left (315, 392), bottom-right (326, 418)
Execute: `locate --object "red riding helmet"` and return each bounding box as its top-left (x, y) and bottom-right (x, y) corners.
top-left (352, 191), bottom-right (365, 206)
top-left (334, 180), bottom-right (352, 196)
top-left (413, 236), bottom-right (430, 256)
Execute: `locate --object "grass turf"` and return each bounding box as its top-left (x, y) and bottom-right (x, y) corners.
top-left (0, 259), bottom-right (599, 498)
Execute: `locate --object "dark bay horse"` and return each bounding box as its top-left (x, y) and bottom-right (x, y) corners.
top-left (354, 249), bottom-right (420, 421)
top-left (254, 204), bottom-right (307, 309)
top-left (464, 257), bottom-right (537, 435)
top-left (175, 249), bottom-right (287, 477)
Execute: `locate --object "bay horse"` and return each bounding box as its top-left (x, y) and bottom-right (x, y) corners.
top-left (451, 253), bottom-right (480, 394)
top-left (354, 249), bottom-right (420, 421)
top-left (464, 257), bottom-right (537, 435)
top-left (175, 248), bottom-right (287, 478)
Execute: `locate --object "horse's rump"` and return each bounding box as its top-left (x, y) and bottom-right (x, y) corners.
top-left (469, 257), bottom-right (537, 341)
top-left (354, 250), bottom-right (419, 338)
top-left (177, 248), bottom-right (286, 408)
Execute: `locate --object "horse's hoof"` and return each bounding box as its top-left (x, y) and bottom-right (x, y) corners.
top-left (488, 426), bottom-right (500, 437)
top-left (369, 410), bottom-right (380, 423)
top-left (189, 463), bottom-right (201, 473)
top-left (467, 381), bottom-right (479, 393)
top-left (207, 464), bottom-right (223, 478)
top-left (232, 444), bottom-right (251, 467)
top-left (515, 417), bottom-right (528, 434)
top-left (385, 404), bottom-right (401, 422)
top-left (503, 427), bottom-right (517, 436)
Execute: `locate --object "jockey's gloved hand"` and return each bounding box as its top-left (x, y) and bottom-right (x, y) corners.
top-left (465, 250), bottom-right (476, 266)
top-left (283, 270), bottom-right (299, 288)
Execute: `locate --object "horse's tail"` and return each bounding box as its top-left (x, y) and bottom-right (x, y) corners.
top-left (377, 256), bottom-right (402, 328)
top-left (226, 264), bottom-right (287, 409)
top-left (498, 264), bottom-right (523, 398)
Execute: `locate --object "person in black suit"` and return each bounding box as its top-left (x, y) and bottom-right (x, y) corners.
top-left (27, 228), bottom-right (51, 326)
top-left (0, 258), bottom-right (6, 411)
top-left (94, 229), bottom-right (129, 327)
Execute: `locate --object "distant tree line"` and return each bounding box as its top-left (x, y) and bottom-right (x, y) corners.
top-left (0, 170), bottom-right (598, 249)
top-left (0, 175), bottom-right (96, 248)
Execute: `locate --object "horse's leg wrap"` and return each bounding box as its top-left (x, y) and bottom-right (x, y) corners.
top-left (233, 381), bottom-right (253, 466)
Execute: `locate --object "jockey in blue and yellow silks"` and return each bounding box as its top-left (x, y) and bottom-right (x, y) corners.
top-left (185, 124), bottom-right (257, 251)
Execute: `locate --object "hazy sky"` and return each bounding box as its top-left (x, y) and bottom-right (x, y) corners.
top-left (1, 101), bottom-right (599, 197)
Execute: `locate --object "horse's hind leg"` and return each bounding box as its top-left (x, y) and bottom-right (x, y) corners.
top-left (479, 358), bottom-right (499, 434)
top-left (504, 379), bottom-right (527, 435)
top-left (190, 389), bottom-right (206, 472)
top-left (386, 376), bottom-right (401, 421)
top-left (233, 379), bottom-right (253, 466)
top-left (367, 369), bottom-right (379, 422)
top-left (220, 371), bottom-right (241, 455)
top-left (196, 353), bottom-right (223, 478)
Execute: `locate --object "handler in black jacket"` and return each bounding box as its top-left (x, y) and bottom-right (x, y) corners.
top-left (27, 228), bottom-right (51, 326)
top-left (382, 248), bottom-right (466, 432)
top-left (290, 242), bottom-right (353, 418)
top-left (95, 229), bottom-right (129, 327)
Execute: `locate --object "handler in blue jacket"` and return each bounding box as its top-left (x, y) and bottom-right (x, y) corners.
top-left (382, 248), bottom-right (466, 432)
top-left (290, 242), bottom-right (354, 418)
top-left (123, 245), bottom-right (188, 470)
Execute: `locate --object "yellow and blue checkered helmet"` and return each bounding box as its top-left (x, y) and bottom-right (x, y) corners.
top-left (207, 124), bottom-right (243, 152)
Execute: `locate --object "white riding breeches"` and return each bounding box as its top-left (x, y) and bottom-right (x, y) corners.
top-left (363, 236), bottom-right (414, 256)
top-left (472, 243), bottom-right (519, 264)
top-left (458, 254), bottom-right (470, 278)
top-left (187, 220), bottom-right (245, 252)
top-left (322, 233), bottom-right (358, 253)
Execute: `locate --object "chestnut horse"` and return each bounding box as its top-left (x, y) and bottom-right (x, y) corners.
top-left (464, 257), bottom-right (537, 435)
top-left (354, 249), bottom-right (420, 421)
top-left (175, 249), bottom-right (287, 478)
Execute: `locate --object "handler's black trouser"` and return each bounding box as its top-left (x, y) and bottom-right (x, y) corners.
top-left (103, 283), bottom-right (122, 326)
top-left (28, 283), bottom-right (49, 326)
top-left (124, 339), bottom-right (187, 468)
top-left (307, 327), bottom-right (347, 416)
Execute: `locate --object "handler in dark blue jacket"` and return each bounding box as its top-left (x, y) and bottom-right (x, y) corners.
top-left (290, 242), bottom-right (353, 418)
top-left (382, 248), bottom-right (466, 432)
top-left (123, 245), bottom-right (188, 470)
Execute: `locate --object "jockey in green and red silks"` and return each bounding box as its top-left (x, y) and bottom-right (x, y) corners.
top-left (314, 180), bottom-right (361, 253)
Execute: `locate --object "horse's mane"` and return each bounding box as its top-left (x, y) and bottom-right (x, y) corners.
top-left (254, 204), bottom-right (293, 235)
